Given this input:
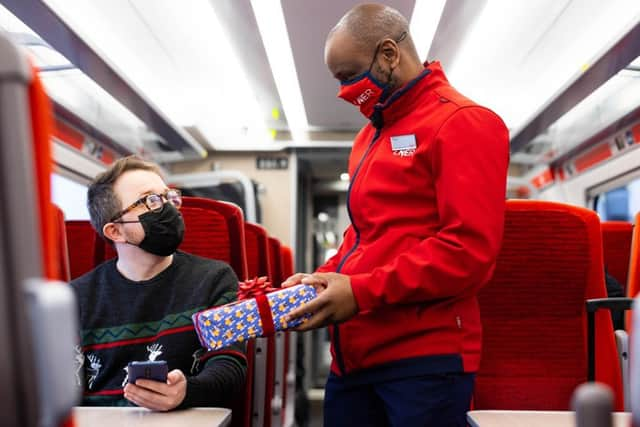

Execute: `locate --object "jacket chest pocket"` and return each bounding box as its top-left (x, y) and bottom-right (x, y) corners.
top-left (363, 139), bottom-right (426, 189)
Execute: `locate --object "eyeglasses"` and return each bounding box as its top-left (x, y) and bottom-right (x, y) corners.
top-left (111, 189), bottom-right (182, 223)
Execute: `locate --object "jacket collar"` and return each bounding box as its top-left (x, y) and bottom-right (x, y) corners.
top-left (369, 61), bottom-right (449, 129)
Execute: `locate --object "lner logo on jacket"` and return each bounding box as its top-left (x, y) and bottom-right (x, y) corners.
top-left (317, 61), bottom-right (510, 379)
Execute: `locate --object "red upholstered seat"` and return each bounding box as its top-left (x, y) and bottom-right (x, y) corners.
top-left (268, 237), bottom-right (283, 287)
top-left (244, 222), bottom-right (272, 279)
top-left (52, 204), bottom-right (71, 282)
top-left (263, 237), bottom-right (287, 427)
top-left (627, 215), bottom-right (640, 299)
top-left (626, 214), bottom-right (640, 332)
top-left (65, 220), bottom-right (100, 280)
top-left (180, 197), bottom-right (251, 427)
top-left (280, 245), bottom-right (295, 427)
top-left (179, 197), bottom-right (248, 280)
top-left (601, 221), bottom-right (633, 292)
top-left (280, 245), bottom-right (294, 280)
top-left (474, 200), bottom-right (623, 411)
top-left (243, 223), bottom-right (276, 427)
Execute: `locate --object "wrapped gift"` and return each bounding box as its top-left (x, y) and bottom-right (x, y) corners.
top-left (192, 277), bottom-right (316, 351)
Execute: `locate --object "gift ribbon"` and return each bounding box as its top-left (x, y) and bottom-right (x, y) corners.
top-left (239, 277), bottom-right (277, 337)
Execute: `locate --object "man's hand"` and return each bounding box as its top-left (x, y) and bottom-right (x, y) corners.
top-left (124, 369), bottom-right (187, 411)
top-left (285, 272), bottom-right (358, 330)
top-left (281, 272), bottom-right (313, 289)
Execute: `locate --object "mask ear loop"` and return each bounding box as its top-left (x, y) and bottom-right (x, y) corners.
top-left (385, 31), bottom-right (406, 84)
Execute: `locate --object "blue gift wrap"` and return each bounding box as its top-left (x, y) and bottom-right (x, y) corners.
top-left (192, 284), bottom-right (316, 351)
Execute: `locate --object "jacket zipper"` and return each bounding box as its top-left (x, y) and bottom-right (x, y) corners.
top-left (332, 127), bottom-right (382, 375)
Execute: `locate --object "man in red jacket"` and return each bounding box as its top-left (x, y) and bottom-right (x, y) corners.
top-left (285, 3), bottom-right (509, 426)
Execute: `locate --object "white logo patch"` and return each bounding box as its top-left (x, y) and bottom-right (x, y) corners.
top-left (390, 134), bottom-right (417, 157)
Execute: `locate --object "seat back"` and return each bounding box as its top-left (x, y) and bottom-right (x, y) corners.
top-left (52, 205), bottom-right (70, 282)
top-left (628, 215), bottom-right (640, 299)
top-left (601, 221), bottom-right (633, 292)
top-left (268, 237), bottom-right (283, 287)
top-left (242, 222), bottom-right (275, 427)
top-left (0, 37), bottom-right (78, 426)
top-left (631, 296), bottom-right (640, 426)
top-left (179, 197), bottom-right (248, 280)
top-left (65, 220), bottom-right (100, 280)
top-left (475, 200), bottom-right (623, 410)
top-left (280, 245), bottom-right (296, 427)
top-left (244, 222), bottom-right (271, 279)
top-left (280, 245), bottom-right (294, 280)
top-left (266, 237), bottom-right (285, 427)
top-left (179, 197), bottom-right (252, 426)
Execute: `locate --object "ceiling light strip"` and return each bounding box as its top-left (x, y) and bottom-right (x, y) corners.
top-left (410, 0), bottom-right (447, 62)
top-left (251, 0), bottom-right (309, 142)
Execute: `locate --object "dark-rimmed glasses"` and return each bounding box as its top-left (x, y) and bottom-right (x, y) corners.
top-left (111, 189), bottom-right (182, 223)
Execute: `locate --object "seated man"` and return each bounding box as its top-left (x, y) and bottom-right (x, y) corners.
top-left (71, 156), bottom-right (246, 410)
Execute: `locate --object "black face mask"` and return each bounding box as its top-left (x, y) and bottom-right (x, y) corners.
top-left (134, 203), bottom-right (185, 256)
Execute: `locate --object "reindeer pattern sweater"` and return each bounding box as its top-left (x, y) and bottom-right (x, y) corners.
top-left (71, 251), bottom-right (246, 408)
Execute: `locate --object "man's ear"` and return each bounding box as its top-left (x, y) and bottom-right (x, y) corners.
top-left (380, 39), bottom-right (400, 70)
top-left (103, 222), bottom-right (124, 243)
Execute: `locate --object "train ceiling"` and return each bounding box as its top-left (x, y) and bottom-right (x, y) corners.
top-left (0, 0), bottom-right (639, 178)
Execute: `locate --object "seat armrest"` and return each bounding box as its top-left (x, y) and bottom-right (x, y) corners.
top-left (614, 330), bottom-right (629, 411)
top-left (585, 297), bottom-right (634, 381)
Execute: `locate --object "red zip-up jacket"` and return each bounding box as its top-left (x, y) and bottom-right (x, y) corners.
top-left (317, 62), bottom-right (509, 379)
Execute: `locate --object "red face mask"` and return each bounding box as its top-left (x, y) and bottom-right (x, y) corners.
top-left (336, 31), bottom-right (406, 119)
top-left (337, 71), bottom-right (387, 119)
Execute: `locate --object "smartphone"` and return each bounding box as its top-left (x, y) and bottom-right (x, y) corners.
top-left (127, 360), bottom-right (168, 384)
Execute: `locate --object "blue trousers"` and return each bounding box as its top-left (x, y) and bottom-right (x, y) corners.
top-left (323, 372), bottom-right (475, 427)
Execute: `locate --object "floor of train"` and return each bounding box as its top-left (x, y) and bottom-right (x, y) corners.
top-left (309, 388), bottom-right (324, 427)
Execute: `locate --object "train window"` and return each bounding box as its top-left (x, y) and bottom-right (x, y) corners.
top-left (51, 173), bottom-right (90, 220)
top-left (594, 177), bottom-right (640, 223)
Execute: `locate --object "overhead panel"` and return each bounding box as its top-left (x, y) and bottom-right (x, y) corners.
top-left (209, 0), bottom-right (284, 133)
top-left (427, 0), bottom-right (487, 70)
top-left (282, 0), bottom-right (415, 132)
top-left (436, 0), bottom-right (640, 139)
top-left (511, 18), bottom-right (640, 153)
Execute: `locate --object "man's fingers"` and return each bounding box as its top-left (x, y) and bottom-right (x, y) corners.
top-left (135, 377), bottom-right (170, 394)
top-left (166, 369), bottom-right (183, 385)
top-left (295, 305), bottom-right (333, 331)
top-left (301, 274), bottom-right (329, 286)
top-left (124, 384), bottom-right (171, 411)
top-left (281, 272), bottom-right (310, 288)
top-left (286, 293), bottom-right (327, 322)
top-left (126, 391), bottom-right (168, 411)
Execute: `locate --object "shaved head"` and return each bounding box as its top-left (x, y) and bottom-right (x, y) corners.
top-left (325, 3), bottom-right (423, 88)
top-left (329, 3), bottom-right (419, 61)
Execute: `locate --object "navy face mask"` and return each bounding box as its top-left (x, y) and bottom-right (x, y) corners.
top-left (135, 203), bottom-right (185, 256)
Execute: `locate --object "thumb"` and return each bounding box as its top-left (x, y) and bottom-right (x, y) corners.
top-left (167, 369), bottom-right (184, 384)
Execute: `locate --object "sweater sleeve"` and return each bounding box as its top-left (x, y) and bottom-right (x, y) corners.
top-left (349, 107), bottom-right (510, 311)
top-left (181, 263), bottom-right (247, 408)
top-left (181, 354), bottom-right (246, 408)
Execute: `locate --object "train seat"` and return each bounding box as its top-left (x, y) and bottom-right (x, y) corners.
top-left (474, 200), bottom-right (623, 411)
top-left (627, 214), bottom-right (640, 300)
top-left (180, 196), bottom-right (248, 280)
top-left (52, 204), bottom-right (71, 282)
top-left (601, 221), bottom-right (633, 292)
top-left (266, 237), bottom-right (285, 427)
top-left (180, 196), bottom-right (256, 427)
top-left (65, 220), bottom-right (100, 280)
top-left (279, 245), bottom-right (296, 427)
top-left (244, 222), bottom-right (272, 279)
top-left (243, 222), bottom-right (276, 427)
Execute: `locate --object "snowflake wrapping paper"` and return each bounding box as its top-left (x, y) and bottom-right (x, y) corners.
top-left (192, 283), bottom-right (316, 351)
